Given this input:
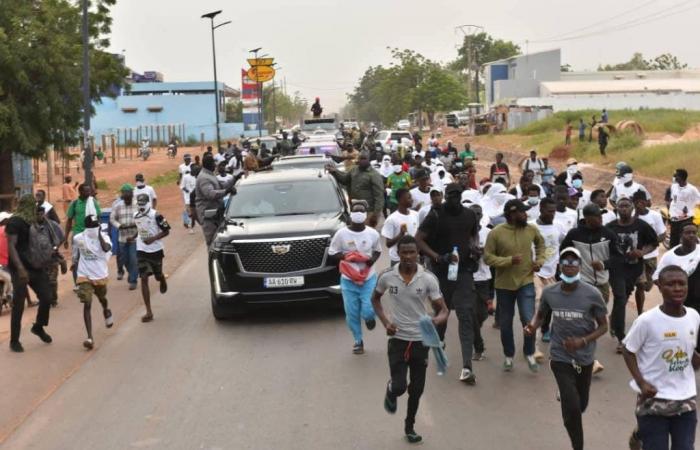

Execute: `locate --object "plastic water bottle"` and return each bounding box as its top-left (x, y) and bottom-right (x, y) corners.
top-left (447, 246), bottom-right (459, 281)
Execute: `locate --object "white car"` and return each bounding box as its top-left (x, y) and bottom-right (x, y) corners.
top-left (397, 120), bottom-right (411, 130)
top-left (375, 130), bottom-right (413, 153)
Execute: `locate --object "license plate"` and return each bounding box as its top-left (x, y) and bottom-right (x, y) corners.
top-left (264, 276), bottom-right (304, 288)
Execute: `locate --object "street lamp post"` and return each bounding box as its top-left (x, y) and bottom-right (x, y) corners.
top-left (81, 0), bottom-right (93, 186)
top-left (271, 64), bottom-right (281, 133)
top-left (249, 48), bottom-right (263, 137)
top-left (202, 10), bottom-right (231, 152)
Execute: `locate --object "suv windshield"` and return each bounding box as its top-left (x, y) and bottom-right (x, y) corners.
top-left (390, 132), bottom-right (410, 141)
top-left (227, 180), bottom-right (341, 218)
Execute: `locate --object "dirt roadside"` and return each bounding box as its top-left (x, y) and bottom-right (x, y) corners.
top-left (0, 147), bottom-right (211, 443)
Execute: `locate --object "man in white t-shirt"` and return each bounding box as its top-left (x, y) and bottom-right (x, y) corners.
top-left (623, 265), bottom-right (700, 450)
top-left (176, 154), bottom-right (193, 187)
top-left (610, 164), bottom-right (650, 207)
top-left (134, 173), bottom-right (157, 209)
top-left (180, 168), bottom-right (197, 233)
top-left (382, 189), bottom-right (420, 266)
top-left (653, 223), bottom-right (700, 319)
top-left (668, 169), bottom-right (700, 248)
top-left (72, 215), bottom-right (113, 350)
top-left (633, 191), bottom-right (666, 316)
top-left (591, 189), bottom-right (617, 225)
top-left (328, 201), bottom-right (382, 355)
top-left (410, 171), bottom-right (432, 211)
top-left (520, 150), bottom-right (545, 185)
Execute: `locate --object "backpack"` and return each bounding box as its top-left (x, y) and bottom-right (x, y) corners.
top-left (25, 223), bottom-right (56, 269)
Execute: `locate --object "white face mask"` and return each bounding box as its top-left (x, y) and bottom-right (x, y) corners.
top-left (136, 181), bottom-right (145, 188)
top-left (84, 227), bottom-right (99, 240)
top-left (567, 165), bottom-right (578, 174)
top-left (350, 211), bottom-right (367, 224)
top-left (527, 197), bottom-right (540, 206)
top-left (620, 173), bottom-right (633, 184)
top-left (392, 165), bottom-right (402, 174)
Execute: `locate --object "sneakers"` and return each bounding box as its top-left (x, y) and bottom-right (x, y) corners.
top-left (365, 319), bottom-right (376, 331)
top-left (129, 283), bottom-right (138, 291)
top-left (472, 351), bottom-right (485, 361)
top-left (593, 360), bottom-right (605, 375)
top-left (533, 349), bottom-right (546, 364)
top-left (30, 325), bottom-right (52, 343)
top-left (503, 357), bottom-right (514, 372)
top-left (541, 331), bottom-right (551, 343)
top-left (405, 429), bottom-right (422, 444)
top-left (384, 382), bottom-right (397, 414)
top-left (352, 341), bottom-right (364, 355)
top-left (9, 341), bottom-right (24, 353)
top-left (188, 228), bottom-right (195, 235)
top-left (159, 276), bottom-right (168, 294)
top-left (83, 338), bottom-right (94, 350)
top-left (526, 355), bottom-right (539, 373)
top-left (459, 368), bottom-right (476, 385)
top-left (104, 309), bottom-right (114, 328)
top-left (117, 271), bottom-right (124, 281)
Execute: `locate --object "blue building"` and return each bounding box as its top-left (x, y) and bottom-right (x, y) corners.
top-left (91, 81), bottom-right (260, 144)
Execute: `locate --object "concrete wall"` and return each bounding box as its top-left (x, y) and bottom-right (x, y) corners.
top-left (516, 92), bottom-right (700, 111)
top-left (485, 49), bottom-right (561, 105)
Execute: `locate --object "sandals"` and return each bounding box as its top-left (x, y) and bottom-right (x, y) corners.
top-left (104, 309), bottom-right (114, 328)
top-left (141, 313), bottom-right (154, 323)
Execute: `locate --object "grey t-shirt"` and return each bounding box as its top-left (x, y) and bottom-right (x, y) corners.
top-left (539, 281), bottom-right (607, 365)
top-left (375, 265), bottom-right (443, 341)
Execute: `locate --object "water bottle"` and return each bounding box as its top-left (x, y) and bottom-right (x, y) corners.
top-left (447, 246), bottom-right (459, 281)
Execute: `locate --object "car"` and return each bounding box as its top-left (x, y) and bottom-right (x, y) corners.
top-left (375, 130), bottom-right (413, 153)
top-left (208, 169), bottom-right (348, 319)
top-left (397, 119), bottom-right (411, 130)
top-left (446, 110), bottom-right (469, 128)
top-left (271, 154), bottom-right (340, 171)
top-left (296, 140), bottom-right (341, 157)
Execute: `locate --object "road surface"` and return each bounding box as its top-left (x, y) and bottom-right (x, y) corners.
top-left (3, 239), bottom-right (673, 450)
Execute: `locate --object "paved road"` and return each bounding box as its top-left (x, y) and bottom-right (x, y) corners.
top-left (4, 239), bottom-right (677, 450)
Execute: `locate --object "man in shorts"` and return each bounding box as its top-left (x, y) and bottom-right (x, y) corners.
top-left (134, 194), bottom-right (170, 322)
top-left (72, 215), bottom-right (113, 349)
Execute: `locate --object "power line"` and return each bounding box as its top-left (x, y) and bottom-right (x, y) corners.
top-left (531, 0), bottom-right (698, 43)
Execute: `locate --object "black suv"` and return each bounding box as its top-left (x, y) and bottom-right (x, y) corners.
top-left (208, 169), bottom-right (348, 319)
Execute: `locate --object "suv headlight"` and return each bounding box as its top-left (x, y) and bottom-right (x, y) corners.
top-left (212, 239), bottom-right (236, 253)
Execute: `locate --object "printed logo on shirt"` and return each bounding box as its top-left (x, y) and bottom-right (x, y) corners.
top-left (661, 347), bottom-right (690, 373)
top-left (389, 286), bottom-right (398, 295)
top-left (552, 310), bottom-right (584, 320)
top-left (664, 331), bottom-right (678, 339)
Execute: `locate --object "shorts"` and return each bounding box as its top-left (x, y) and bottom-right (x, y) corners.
top-left (636, 259), bottom-right (657, 290)
top-left (137, 250), bottom-right (164, 278)
top-left (77, 282), bottom-right (108, 305)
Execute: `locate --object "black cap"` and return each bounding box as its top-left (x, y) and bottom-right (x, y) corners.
top-left (444, 183), bottom-right (463, 196)
top-left (135, 173), bottom-right (144, 181)
top-left (503, 199), bottom-right (530, 215)
top-left (582, 203), bottom-right (602, 217)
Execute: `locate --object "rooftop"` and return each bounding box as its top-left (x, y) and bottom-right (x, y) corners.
top-left (125, 81), bottom-right (239, 97)
top-left (541, 78), bottom-right (700, 95)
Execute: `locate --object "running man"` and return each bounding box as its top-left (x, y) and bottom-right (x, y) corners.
top-left (373, 235), bottom-right (448, 444)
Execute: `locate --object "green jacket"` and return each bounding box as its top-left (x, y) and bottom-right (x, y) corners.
top-left (484, 222), bottom-right (546, 290)
top-left (332, 166), bottom-right (385, 213)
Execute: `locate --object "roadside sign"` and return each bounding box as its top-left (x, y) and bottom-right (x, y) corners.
top-left (247, 65), bottom-right (275, 83)
top-left (247, 58), bottom-right (274, 67)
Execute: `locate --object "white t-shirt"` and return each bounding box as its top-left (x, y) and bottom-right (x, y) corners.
top-left (410, 187), bottom-right (432, 211)
top-left (554, 209), bottom-right (578, 234)
top-left (623, 306), bottom-right (700, 401)
top-left (418, 204), bottom-right (435, 225)
top-left (521, 158), bottom-right (545, 184)
top-left (135, 209), bottom-right (166, 253)
top-left (134, 184), bottom-right (157, 208)
top-left (217, 173), bottom-right (234, 185)
top-left (612, 181), bottom-right (650, 203)
top-left (637, 209), bottom-right (666, 259)
top-left (381, 210), bottom-right (420, 262)
top-left (653, 244), bottom-right (700, 281)
top-left (178, 162), bottom-right (192, 178)
top-left (214, 153), bottom-right (226, 164)
top-left (328, 227), bottom-right (382, 279)
top-left (576, 190), bottom-right (592, 211)
top-left (473, 227), bottom-right (492, 282)
top-left (73, 229), bottom-right (112, 281)
top-left (669, 183), bottom-right (700, 219)
top-left (526, 203), bottom-right (541, 222)
top-left (181, 174), bottom-right (196, 205)
top-left (535, 221), bottom-right (566, 279)
top-left (601, 209), bottom-right (617, 226)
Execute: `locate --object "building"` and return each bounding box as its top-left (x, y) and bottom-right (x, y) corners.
top-left (483, 49), bottom-right (700, 111)
top-left (92, 80), bottom-right (248, 144)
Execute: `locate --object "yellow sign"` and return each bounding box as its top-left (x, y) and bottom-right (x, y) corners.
top-left (247, 58), bottom-right (274, 67)
top-left (247, 65), bottom-right (276, 83)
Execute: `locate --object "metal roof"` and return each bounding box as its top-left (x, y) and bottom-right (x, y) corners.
top-left (541, 78), bottom-right (700, 95)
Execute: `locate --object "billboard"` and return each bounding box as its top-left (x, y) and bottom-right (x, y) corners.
top-left (241, 69), bottom-right (261, 131)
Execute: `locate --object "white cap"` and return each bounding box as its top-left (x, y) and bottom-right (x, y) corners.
top-left (559, 247), bottom-right (581, 259)
top-left (0, 211), bottom-right (12, 222)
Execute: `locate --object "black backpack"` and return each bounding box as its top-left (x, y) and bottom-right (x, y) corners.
top-left (25, 223), bottom-right (56, 269)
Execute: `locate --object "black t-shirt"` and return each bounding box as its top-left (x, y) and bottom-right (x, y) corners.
top-left (607, 218), bottom-right (658, 274)
top-left (4, 216), bottom-right (30, 270)
top-left (419, 205), bottom-right (478, 274)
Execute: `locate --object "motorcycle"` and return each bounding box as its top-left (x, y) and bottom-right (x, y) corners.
top-left (138, 139), bottom-right (151, 161)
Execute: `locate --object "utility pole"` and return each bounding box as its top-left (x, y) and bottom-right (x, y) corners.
top-left (456, 24), bottom-right (484, 104)
top-left (81, 0), bottom-right (93, 186)
top-left (201, 10), bottom-right (231, 152)
top-left (249, 48), bottom-right (263, 137)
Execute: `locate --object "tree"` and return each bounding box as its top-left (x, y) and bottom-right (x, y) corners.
top-left (0, 0), bottom-right (128, 206)
top-left (225, 101), bottom-right (242, 123)
top-left (261, 85), bottom-right (307, 131)
top-left (599, 52), bottom-right (688, 71)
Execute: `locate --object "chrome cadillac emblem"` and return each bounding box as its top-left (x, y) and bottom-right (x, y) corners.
top-left (271, 244), bottom-right (291, 255)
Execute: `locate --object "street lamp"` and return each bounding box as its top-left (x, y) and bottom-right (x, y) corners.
top-left (271, 63), bottom-right (282, 132)
top-left (201, 10), bottom-right (231, 152)
top-left (249, 48), bottom-right (263, 137)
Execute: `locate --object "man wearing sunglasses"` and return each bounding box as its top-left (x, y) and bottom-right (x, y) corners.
top-left (525, 247), bottom-right (609, 450)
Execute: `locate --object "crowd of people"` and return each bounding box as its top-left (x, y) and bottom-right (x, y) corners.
top-left (321, 137), bottom-right (700, 448)
top-left (2, 131), bottom-right (700, 448)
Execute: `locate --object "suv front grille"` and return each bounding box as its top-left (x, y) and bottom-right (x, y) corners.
top-left (233, 236), bottom-right (329, 274)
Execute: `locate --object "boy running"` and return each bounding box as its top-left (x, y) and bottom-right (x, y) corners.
top-left (134, 194), bottom-right (170, 322)
top-left (372, 235), bottom-right (448, 444)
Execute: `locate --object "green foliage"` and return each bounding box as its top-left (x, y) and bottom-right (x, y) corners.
top-left (95, 179), bottom-right (109, 191)
top-left (225, 101), bottom-right (243, 123)
top-left (185, 135), bottom-right (199, 146)
top-left (150, 170), bottom-right (179, 188)
top-left (261, 86), bottom-right (307, 130)
top-left (453, 32), bottom-right (521, 71)
top-left (347, 49), bottom-right (468, 126)
top-left (599, 52), bottom-right (688, 71)
top-left (0, 0), bottom-right (128, 158)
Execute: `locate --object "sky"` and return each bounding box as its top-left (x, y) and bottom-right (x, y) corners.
top-left (108, 0), bottom-right (700, 112)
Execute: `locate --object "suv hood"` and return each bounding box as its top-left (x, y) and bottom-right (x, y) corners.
top-left (219, 212), bottom-right (345, 240)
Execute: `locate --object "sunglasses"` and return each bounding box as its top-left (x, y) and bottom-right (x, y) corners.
top-left (560, 259), bottom-right (580, 267)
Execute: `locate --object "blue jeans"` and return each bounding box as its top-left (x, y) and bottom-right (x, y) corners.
top-left (496, 283), bottom-right (536, 357)
top-left (637, 411), bottom-right (697, 450)
top-left (340, 274), bottom-right (377, 344)
top-left (119, 241), bottom-right (138, 284)
top-left (181, 208), bottom-right (192, 227)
